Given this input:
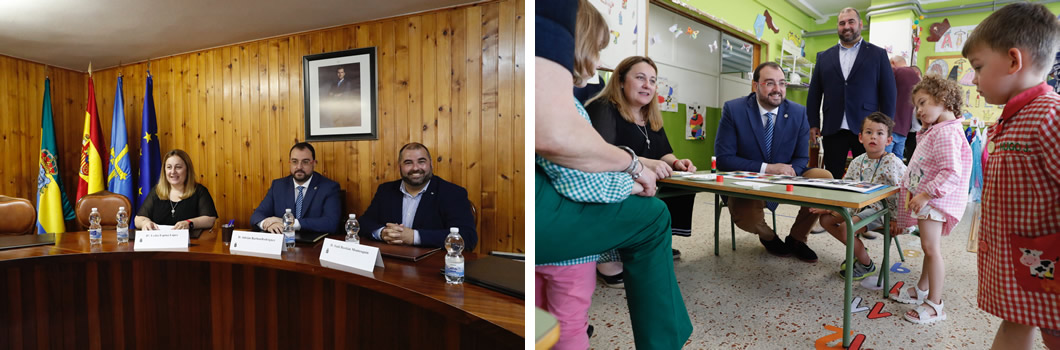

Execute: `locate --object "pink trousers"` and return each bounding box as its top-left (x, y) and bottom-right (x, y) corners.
top-left (535, 262), bottom-right (597, 350)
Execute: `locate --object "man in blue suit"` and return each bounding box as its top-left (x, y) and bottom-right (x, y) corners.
top-left (360, 143), bottom-right (477, 250)
top-left (716, 62), bottom-right (833, 262)
top-left (807, 7), bottom-right (896, 179)
top-left (251, 142), bottom-right (342, 234)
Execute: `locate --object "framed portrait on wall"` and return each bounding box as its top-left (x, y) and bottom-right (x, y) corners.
top-left (303, 47), bottom-right (378, 141)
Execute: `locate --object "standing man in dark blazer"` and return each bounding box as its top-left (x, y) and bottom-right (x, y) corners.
top-left (251, 142), bottom-right (342, 234)
top-left (716, 62), bottom-right (833, 262)
top-left (807, 7), bottom-right (897, 179)
top-left (360, 142), bottom-right (477, 250)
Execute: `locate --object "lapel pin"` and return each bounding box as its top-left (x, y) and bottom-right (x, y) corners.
top-left (784, 113), bottom-right (788, 119)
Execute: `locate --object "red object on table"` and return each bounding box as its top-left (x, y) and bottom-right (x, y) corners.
top-left (716, 175), bottom-right (723, 182)
top-left (786, 184), bottom-right (794, 192)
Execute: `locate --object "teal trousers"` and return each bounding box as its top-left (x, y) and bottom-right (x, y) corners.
top-left (536, 169), bottom-right (692, 349)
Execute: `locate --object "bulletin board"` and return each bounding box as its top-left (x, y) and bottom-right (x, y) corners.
top-left (923, 55), bottom-right (1003, 123)
top-left (587, 0), bottom-right (648, 70)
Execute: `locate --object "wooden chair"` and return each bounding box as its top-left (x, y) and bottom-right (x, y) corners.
top-left (0, 195), bottom-right (37, 235)
top-left (75, 191), bottom-right (132, 229)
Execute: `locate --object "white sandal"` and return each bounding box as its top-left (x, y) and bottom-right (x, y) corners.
top-left (890, 285), bottom-right (928, 304)
top-left (904, 299), bottom-right (946, 324)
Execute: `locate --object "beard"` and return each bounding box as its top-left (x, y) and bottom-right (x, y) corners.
top-left (839, 29), bottom-right (859, 43)
top-left (402, 169), bottom-right (431, 187)
top-left (293, 170), bottom-right (309, 181)
top-left (759, 91), bottom-right (783, 109)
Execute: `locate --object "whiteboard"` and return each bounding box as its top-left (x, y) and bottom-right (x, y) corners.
top-left (587, 0), bottom-right (648, 70)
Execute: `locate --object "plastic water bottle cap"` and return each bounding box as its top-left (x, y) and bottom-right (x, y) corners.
top-left (119, 206), bottom-right (125, 210)
top-left (349, 214), bottom-right (355, 219)
top-left (450, 227), bottom-right (459, 233)
top-left (286, 208), bottom-right (292, 213)
top-left (92, 208), bottom-right (98, 212)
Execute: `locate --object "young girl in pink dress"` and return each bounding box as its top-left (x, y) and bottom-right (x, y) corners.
top-left (890, 74), bottom-right (972, 325)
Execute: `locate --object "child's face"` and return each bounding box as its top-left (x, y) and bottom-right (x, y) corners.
top-left (858, 120), bottom-right (893, 155)
top-left (967, 44), bottom-right (1017, 105)
top-left (913, 90), bottom-right (946, 126)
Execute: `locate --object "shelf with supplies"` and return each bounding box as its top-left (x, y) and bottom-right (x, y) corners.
top-left (780, 39), bottom-right (813, 86)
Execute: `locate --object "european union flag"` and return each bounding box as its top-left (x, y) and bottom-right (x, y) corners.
top-left (108, 76), bottom-right (134, 205)
top-left (137, 74), bottom-right (161, 212)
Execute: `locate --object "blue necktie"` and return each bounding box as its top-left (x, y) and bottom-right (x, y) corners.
top-left (295, 186), bottom-right (305, 219)
top-left (764, 112), bottom-right (775, 161)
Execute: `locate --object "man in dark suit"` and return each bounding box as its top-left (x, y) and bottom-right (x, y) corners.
top-left (251, 142), bottom-right (342, 234)
top-left (360, 142), bottom-right (477, 250)
top-left (716, 62), bottom-right (832, 262)
top-left (807, 7), bottom-right (896, 179)
top-left (329, 67), bottom-right (354, 98)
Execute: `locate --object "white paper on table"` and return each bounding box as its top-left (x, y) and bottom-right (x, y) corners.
top-left (733, 181), bottom-right (776, 190)
top-left (155, 225), bottom-right (175, 231)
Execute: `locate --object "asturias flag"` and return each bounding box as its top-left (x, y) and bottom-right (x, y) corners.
top-left (77, 76), bottom-right (108, 201)
top-left (108, 76), bottom-right (134, 206)
top-left (138, 74), bottom-right (161, 210)
top-left (37, 78), bottom-right (75, 234)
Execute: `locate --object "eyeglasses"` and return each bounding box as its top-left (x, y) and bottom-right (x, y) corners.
top-left (290, 159), bottom-right (313, 166)
top-left (760, 80), bottom-right (788, 89)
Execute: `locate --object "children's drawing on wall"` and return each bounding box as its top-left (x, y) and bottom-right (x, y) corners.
top-left (926, 55), bottom-right (1002, 122)
top-left (1049, 52), bottom-right (1060, 93)
top-left (686, 103), bottom-right (706, 140)
top-left (933, 23), bottom-right (976, 53)
top-left (657, 77), bottom-right (678, 112)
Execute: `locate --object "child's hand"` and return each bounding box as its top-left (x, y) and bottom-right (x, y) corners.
top-left (907, 193), bottom-right (931, 215)
top-left (808, 208), bottom-right (831, 215)
top-left (889, 221), bottom-right (903, 237)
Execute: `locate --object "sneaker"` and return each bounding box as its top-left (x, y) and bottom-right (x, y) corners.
top-left (810, 222), bottom-right (827, 234)
top-left (838, 260), bottom-right (878, 281)
top-left (587, 325), bottom-right (594, 338)
top-left (597, 270), bottom-right (625, 289)
top-left (860, 230), bottom-right (880, 240)
top-left (672, 228), bottom-right (692, 237)
top-left (759, 236), bottom-right (792, 257)
top-left (672, 249), bottom-right (681, 260)
top-left (785, 236), bottom-right (818, 263)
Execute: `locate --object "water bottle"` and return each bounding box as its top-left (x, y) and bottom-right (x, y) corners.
top-left (444, 227), bottom-right (464, 284)
top-left (116, 207), bottom-right (129, 243)
top-left (282, 209), bottom-right (295, 250)
top-left (89, 208), bottom-right (102, 245)
top-left (345, 214), bottom-right (360, 243)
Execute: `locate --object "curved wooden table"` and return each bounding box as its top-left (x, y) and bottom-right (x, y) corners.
top-left (0, 231), bottom-right (523, 349)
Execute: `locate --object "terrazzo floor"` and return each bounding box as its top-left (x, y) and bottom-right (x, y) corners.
top-left (586, 193), bottom-right (1048, 349)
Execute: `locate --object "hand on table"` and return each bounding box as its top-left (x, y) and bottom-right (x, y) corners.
top-left (261, 217), bottom-right (284, 234)
top-left (764, 163), bottom-right (796, 176)
top-left (382, 223), bottom-right (414, 245)
top-left (672, 159), bottom-right (697, 172)
top-left (641, 158), bottom-right (673, 179)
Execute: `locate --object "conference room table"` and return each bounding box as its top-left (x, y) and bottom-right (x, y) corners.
top-left (0, 229), bottom-right (523, 349)
top-left (659, 172), bottom-right (900, 348)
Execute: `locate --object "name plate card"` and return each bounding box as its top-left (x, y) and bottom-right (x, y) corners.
top-left (229, 231), bottom-right (283, 258)
top-left (319, 238), bottom-right (384, 272)
top-left (134, 230), bottom-right (189, 251)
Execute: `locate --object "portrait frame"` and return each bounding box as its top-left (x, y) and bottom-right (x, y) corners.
top-left (302, 47), bottom-right (378, 141)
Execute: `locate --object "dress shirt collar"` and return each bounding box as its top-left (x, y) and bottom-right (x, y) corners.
top-left (838, 38), bottom-right (863, 51)
top-left (293, 175), bottom-right (313, 189)
top-left (400, 179), bottom-right (432, 199)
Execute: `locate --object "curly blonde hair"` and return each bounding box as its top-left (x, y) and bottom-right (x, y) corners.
top-left (911, 74), bottom-right (963, 116)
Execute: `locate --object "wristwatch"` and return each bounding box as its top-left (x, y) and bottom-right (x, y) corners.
top-left (186, 220), bottom-right (195, 229)
top-left (618, 146), bottom-right (641, 179)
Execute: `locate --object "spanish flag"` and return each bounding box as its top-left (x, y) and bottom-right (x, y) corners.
top-left (37, 78), bottom-right (75, 234)
top-left (76, 76), bottom-right (108, 201)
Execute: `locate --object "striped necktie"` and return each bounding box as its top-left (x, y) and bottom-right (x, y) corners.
top-left (764, 112), bottom-right (775, 161)
top-left (295, 186), bottom-right (305, 219)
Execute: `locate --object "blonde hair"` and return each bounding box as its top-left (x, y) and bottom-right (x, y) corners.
top-left (586, 56), bottom-right (664, 131)
top-left (912, 74), bottom-right (963, 116)
top-left (155, 149), bottom-right (198, 200)
top-left (962, 2), bottom-right (1060, 74)
top-left (573, 0), bottom-right (609, 86)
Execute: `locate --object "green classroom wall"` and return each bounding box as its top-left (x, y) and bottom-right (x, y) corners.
top-left (655, 0), bottom-right (1060, 164)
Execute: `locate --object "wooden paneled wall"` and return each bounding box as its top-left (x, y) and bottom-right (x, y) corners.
top-left (0, 0), bottom-right (524, 254)
top-left (0, 56), bottom-right (87, 219)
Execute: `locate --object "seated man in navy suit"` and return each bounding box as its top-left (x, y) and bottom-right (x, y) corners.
top-left (360, 142), bottom-right (477, 250)
top-left (251, 142), bottom-right (342, 234)
top-left (715, 62), bottom-right (832, 262)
